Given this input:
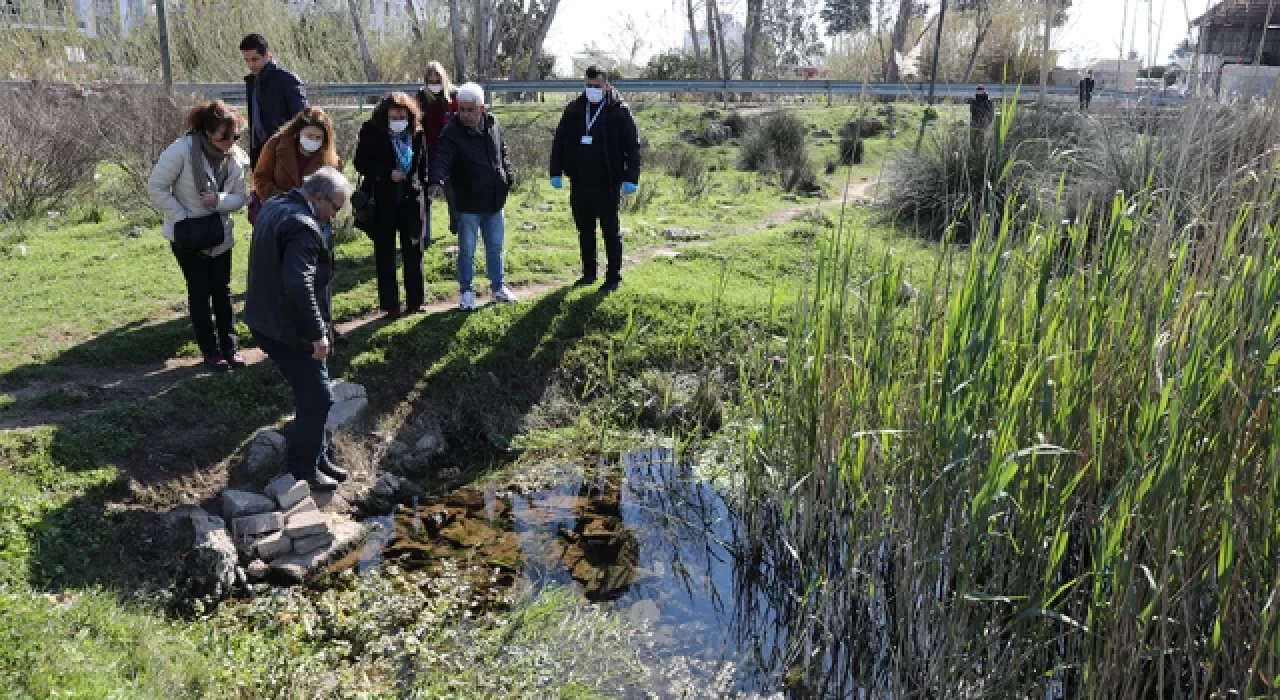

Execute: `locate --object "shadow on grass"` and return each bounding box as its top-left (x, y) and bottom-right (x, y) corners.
top-left (21, 283), bottom-right (604, 594)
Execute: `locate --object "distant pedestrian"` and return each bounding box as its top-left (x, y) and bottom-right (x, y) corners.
top-left (251, 107), bottom-right (342, 221)
top-left (968, 85), bottom-right (994, 130)
top-left (240, 33), bottom-right (308, 169)
top-left (427, 82), bottom-right (518, 311)
top-left (147, 100), bottom-right (249, 373)
top-left (354, 92), bottom-right (430, 317)
top-left (244, 167), bottom-right (353, 491)
top-left (549, 65), bottom-right (641, 292)
top-left (1079, 69), bottom-right (1096, 110)
top-left (416, 61), bottom-right (459, 236)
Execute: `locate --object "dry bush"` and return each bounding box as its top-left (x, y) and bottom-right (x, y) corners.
top-left (88, 88), bottom-right (194, 213)
top-left (0, 87), bottom-right (100, 222)
top-left (500, 117), bottom-right (555, 191)
top-left (739, 113), bottom-right (818, 193)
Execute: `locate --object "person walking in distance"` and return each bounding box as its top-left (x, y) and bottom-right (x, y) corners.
top-left (427, 83), bottom-right (518, 311)
top-left (416, 61), bottom-right (460, 237)
top-left (240, 33), bottom-right (308, 169)
top-left (1079, 69), bottom-right (1096, 111)
top-left (244, 168), bottom-right (353, 491)
top-left (353, 92), bottom-right (430, 317)
top-left (147, 101), bottom-right (249, 372)
top-left (549, 65), bottom-right (641, 292)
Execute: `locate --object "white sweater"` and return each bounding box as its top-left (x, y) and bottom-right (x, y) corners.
top-left (146, 135), bottom-right (248, 257)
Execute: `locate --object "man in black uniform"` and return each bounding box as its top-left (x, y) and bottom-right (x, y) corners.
top-left (1079, 69), bottom-right (1096, 111)
top-left (549, 66), bottom-right (641, 292)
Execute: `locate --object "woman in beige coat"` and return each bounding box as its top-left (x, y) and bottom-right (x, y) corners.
top-left (147, 100), bottom-right (249, 371)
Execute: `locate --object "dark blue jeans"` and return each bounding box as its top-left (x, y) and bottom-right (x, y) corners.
top-left (253, 330), bottom-right (333, 481)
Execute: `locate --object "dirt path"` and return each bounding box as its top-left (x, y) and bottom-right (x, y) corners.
top-left (0, 193), bottom-right (874, 432)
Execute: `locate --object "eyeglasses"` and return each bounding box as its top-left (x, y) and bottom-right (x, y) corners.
top-left (213, 129), bottom-right (241, 142)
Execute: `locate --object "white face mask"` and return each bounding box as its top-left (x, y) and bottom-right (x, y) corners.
top-left (427, 83), bottom-right (443, 95)
top-left (298, 136), bottom-right (323, 154)
top-left (389, 119), bottom-right (409, 134)
top-left (585, 87), bottom-right (604, 104)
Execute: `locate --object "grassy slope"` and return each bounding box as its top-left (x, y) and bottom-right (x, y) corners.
top-left (0, 101), bottom-right (930, 697)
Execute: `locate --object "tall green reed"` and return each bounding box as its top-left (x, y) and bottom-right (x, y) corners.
top-left (739, 96), bottom-right (1280, 697)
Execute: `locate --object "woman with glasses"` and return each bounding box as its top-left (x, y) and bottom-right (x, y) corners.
top-left (147, 100), bottom-right (249, 372)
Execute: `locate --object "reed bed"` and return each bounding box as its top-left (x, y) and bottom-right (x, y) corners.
top-left (737, 97), bottom-right (1280, 697)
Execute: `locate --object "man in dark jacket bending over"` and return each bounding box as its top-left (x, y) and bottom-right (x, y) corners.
top-left (245, 167), bottom-right (352, 491)
top-left (241, 33), bottom-right (308, 169)
top-left (549, 65), bottom-right (641, 292)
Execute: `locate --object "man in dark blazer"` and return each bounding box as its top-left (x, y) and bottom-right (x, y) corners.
top-left (240, 33), bottom-right (308, 168)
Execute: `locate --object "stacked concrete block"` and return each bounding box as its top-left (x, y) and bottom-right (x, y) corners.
top-left (219, 474), bottom-right (338, 575)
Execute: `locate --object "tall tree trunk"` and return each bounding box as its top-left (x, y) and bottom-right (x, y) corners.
top-left (705, 0), bottom-right (719, 79)
top-left (474, 0), bottom-right (490, 81)
top-left (887, 0), bottom-right (912, 82)
top-left (348, 0), bottom-right (380, 82)
top-left (525, 0), bottom-right (560, 80)
top-left (449, 0), bottom-right (467, 82)
top-left (405, 0), bottom-right (424, 42)
top-left (506, 1), bottom-right (531, 100)
top-left (686, 0), bottom-right (704, 75)
top-left (712, 0), bottom-right (730, 82)
top-left (742, 0), bottom-right (764, 79)
top-left (962, 15), bottom-right (992, 82)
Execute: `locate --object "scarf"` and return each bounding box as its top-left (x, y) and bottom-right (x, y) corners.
top-left (190, 131), bottom-right (230, 196)
top-left (390, 129), bottom-right (414, 175)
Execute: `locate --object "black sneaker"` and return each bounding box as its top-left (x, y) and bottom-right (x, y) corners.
top-left (318, 461), bottom-right (349, 483)
top-left (307, 472), bottom-right (339, 492)
top-left (573, 276), bottom-right (598, 287)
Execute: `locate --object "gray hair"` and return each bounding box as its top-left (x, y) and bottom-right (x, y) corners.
top-left (456, 82), bottom-right (485, 106)
top-left (302, 166), bottom-right (353, 200)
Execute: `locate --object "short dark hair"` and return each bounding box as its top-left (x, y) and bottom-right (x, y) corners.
top-left (239, 33), bottom-right (268, 55)
top-left (584, 65), bottom-right (607, 81)
top-left (186, 100), bottom-right (241, 137)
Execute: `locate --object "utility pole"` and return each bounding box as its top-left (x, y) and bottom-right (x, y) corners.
top-left (1039, 0), bottom-right (1052, 111)
top-left (914, 0), bottom-right (948, 155)
top-left (155, 0), bottom-right (173, 91)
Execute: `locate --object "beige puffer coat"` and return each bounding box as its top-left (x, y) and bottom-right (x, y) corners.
top-left (146, 135), bottom-right (249, 257)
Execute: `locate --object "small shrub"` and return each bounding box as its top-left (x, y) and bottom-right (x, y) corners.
top-left (90, 88), bottom-right (193, 214)
top-left (739, 113), bottom-right (815, 193)
top-left (722, 111), bottom-right (750, 137)
top-left (620, 181), bottom-right (657, 213)
top-left (498, 118), bottom-right (554, 190)
top-left (0, 87), bottom-right (100, 222)
top-left (838, 137), bottom-right (865, 166)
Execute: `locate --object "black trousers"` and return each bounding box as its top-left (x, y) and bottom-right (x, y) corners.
top-left (372, 202), bottom-right (425, 312)
top-left (171, 243), bottom-right (236, 356)
top-left (570, 185), bottom-right (622, 281)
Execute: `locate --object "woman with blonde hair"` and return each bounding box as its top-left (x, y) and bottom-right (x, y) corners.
top-left (147, 100), bottom-right (248, 371)
top-left (416, 60), bottom-right (459, 235)
top-left (250, 106), bottom-right (342, 221)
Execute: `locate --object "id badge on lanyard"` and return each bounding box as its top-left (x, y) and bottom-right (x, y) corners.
top-left (582, 103), bottom-right (603, 145)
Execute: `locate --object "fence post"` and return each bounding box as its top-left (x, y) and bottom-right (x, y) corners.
top-left (826, 80), bottom-right (832, 107)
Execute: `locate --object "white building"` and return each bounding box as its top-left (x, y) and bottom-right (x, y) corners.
top-left (1, 0), bottom-right (148, 37)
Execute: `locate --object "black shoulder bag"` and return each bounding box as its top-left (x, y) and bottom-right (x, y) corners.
top-left (173, 214), bottom-right (225, 253)
top-left (351, 174), bottom-right (375, 232)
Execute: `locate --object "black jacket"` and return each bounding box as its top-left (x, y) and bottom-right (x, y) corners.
top-left (244, 62), bottom-right (308, 152)
top-left (244, 189), bottom-right (333, 348)
top-left (1079, 77), bottom-right (1096, 98)
top-left (550, 88), bottom-right (641, 186)
top-left (353, 120), bottom-right (429, 232)
top-left (428, 113), bottom-right (515, 214)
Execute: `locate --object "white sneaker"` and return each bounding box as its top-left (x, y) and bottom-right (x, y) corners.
top-left (458, 290), bottom-right (477, 311)
top-left (492, 286), bottom-right (518, 304)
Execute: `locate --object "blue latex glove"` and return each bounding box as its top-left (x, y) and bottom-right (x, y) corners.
top-left (621, 182), bottom-right (638, 195)
top-left (550, 176), bottom-right (563, 189)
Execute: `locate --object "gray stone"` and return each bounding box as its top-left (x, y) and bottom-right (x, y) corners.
top-left (222, 489), bottom-right (276, 521)
top-left (285, 496), bottom-right (317, 519)
top-left (521, 222), bottom-right (538, 231)
top-left (245, 430), bottom-right (287, 476)
top-left (263, 473), bottom-right (295, 500)
top-left (662, 227), bottom-right (704, 242)
top-left (232, 511), bottom-right (284, 539)
top-left (171, 507), bottom-right (237, 599)
top-left (898, 281), bottom-right (919, 304)
top-left (246, 559), bottom-right (270, 582)
top-left (326, 381), bottom-right (368, 432)
top-left (811, 128), bottom-right (833, 138)
top-left (414, 425), bottom-right (446, 456)
top-left (293, 533), bottom-right (335, 555)
top-left (276, 480), bottom-right (311, 512)
top-left (270, 519), bottom-right (375, 584)
top-left (284, 510), bottom-right (329, 538)
top-left (254, 531), bottom-right (293, 561)
top-left (371, 473), bottom-right (402, 498)
top-left (703, 123), bottom-right (730, 146)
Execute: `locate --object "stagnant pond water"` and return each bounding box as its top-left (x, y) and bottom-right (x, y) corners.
top-left (351, 447), bottom-right (796, 696)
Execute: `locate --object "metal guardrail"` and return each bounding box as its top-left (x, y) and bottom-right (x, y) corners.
top-left (3, 78), bottom-right (1185, 106)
